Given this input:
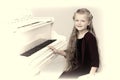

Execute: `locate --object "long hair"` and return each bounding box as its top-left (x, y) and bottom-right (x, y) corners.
top-left (65, 8), bottom-right (96, 71)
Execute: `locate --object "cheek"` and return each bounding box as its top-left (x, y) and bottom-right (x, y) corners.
top-left (74, 22), bottom-right (78, 26)
top-left (83, 22), bottom-right (89, 26)
top-left (84, 23), bottom-right (88, 26)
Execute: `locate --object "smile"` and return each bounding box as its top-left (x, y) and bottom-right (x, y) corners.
top-left (77, 26), bottom-right (82, 27)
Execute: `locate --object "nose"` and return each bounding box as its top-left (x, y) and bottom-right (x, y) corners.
top-left (78, 21), bottom-right (82, 25)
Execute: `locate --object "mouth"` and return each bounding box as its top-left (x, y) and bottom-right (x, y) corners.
top-left (77, 26), bottom-right (82, 27)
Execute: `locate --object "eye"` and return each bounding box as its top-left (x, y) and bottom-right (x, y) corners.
top-left (75, 19), bottom-right (79, 22)
top-left (81, 20), bottom-right (85, 22)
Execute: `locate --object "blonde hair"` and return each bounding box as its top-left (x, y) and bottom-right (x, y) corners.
top-left (65, 8), bottom-right (96, 71)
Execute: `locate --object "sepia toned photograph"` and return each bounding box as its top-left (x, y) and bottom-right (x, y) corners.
top-left (0, 0), bottom-right (120, 80)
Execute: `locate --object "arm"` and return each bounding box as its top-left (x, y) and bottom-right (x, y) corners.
top-left (55, 49), bottom-right (66, 57)
top-left (48, 46), bottom-right (66, 57)
top-left (86, 33), bottom-right (100, 75)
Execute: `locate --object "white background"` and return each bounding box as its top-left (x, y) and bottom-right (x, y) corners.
top-left (0, 0), bottom-right (120, 80)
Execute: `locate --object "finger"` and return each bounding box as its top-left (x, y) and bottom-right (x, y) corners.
top-left (48, 46), bottom-right (55, 49)
top-left (48, 46), bottom-right (55, 52)
top-left (48, 46), bottom-right (52, 49)
top-left (48, 46), bottom-right (53, 48)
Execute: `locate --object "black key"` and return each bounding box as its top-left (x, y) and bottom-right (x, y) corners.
top-left (21, 39), bottom-right (56, 57)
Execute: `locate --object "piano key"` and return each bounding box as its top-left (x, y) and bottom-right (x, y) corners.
top-left (21, 39), bottom-right (56, 57)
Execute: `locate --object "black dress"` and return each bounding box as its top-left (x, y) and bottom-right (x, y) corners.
top-left (59, 32), bottom-right (99, 79)
top-left (59, 38), bottom-right (91, 79)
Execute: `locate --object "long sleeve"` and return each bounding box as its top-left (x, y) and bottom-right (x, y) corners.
top-left (86, 33), bottom-right (99, 67)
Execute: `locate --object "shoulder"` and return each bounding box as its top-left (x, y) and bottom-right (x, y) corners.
top-left (84, 32), bottom-right (96, 42)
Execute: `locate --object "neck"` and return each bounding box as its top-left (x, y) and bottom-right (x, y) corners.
top-left (77, 29), bottom-right (88, 39)
top-left (78, 29), bottom-right (88, 35)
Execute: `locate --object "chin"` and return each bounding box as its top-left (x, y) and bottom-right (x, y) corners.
top-left (76, 28), bottom-right (83, 31)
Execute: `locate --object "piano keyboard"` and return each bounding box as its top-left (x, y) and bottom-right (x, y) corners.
top-left (21, 39), bottom-right (56, 57)
top-left (19, 39), bottom-right (67, 76)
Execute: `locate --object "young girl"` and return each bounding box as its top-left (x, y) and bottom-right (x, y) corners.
top-left (49, 8), bottom-right (99, 79)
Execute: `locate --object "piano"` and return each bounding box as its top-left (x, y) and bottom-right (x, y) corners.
top-left (11, 17), bottom-right (67, 80)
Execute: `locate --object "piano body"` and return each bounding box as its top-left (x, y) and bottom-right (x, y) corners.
top-left (11, 17), bottom-right (67, 80)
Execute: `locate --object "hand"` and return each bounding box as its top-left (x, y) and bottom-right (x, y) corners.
top-left (48, 46), bottom-right (58, 53)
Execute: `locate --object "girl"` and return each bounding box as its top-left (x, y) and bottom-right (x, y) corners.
top-left (49, 8), bottom-right (99, 79)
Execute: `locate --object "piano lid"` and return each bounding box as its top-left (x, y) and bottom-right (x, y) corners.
top-left (12, 17), bottom-right (54, 33)
top-left (13, 17), bottom-right (55, 55)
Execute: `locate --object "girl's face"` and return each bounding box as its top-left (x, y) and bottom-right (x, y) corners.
top-left (74, 13), bottom-right (90, 31)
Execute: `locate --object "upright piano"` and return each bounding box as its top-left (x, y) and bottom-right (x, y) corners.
top-left (11, 17), bottom-right (67, 80)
